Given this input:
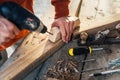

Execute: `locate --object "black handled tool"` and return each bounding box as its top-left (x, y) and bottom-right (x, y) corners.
top-left (68, 47), bottom-right (103, 56)
top-left (89, 69), bottom-right (120, 77)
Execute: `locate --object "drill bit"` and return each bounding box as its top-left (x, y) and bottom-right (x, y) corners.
top-left (46, 31), bottom-right (53, 35)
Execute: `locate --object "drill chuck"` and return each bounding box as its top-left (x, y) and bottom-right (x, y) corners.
top-left (0, 2), bottom-right (47, 33)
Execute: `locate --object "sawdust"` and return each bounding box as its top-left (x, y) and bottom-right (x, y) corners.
top-left (45, 59), bottom-right (80, 80)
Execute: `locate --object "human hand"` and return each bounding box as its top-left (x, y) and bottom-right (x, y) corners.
top-left (0, 15), bottom-right (20, 45)
top-left (51, 17), bottom-right (74, 43)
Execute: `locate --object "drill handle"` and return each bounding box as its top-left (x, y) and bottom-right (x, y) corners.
top-left (0, 2), bottom-right (46, 32)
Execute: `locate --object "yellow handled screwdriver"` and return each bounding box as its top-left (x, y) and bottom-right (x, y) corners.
top-left (68, 47), bottom-right (103, 56)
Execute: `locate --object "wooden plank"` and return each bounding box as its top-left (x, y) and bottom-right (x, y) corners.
top-left (108, 0), bottom-right (120, 14)
top-left (79, 0), bottom-right (99, 22)
top-left (79, 0), bottom-right (113, 21)
top-left (79, 13), bottom-right (120, 34)
top-left (95, 0), bottom-right (112, 18)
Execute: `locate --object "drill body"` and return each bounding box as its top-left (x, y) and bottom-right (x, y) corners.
top-left (0, 2), bottom-right (47, 33)
top-left (0, 2), bottom-right (47, 50)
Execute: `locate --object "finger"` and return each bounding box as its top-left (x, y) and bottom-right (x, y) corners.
top-left (69, 21), bottom-right (74, 40)
top-left (2, 18), bottom-right (20, 36)
top-left (7, 23), bottom-right (20, 36)
top-left (64, 21), bottom-right (70, 43)
top-left (3, 37), bottom-right (10, 43)
top-left (0, 44), bottom-right (6, 49)
top-left (2, 25), bottom-right (16, 40)
top-left (9, 31), bottom-right (16, 39)
top-left (51, 21), bottom-right (59, 28)
top-left (13, 26), bottom-right (20, 35)
top-left (0, 21), bottom-right (14, 40)
top-left (0, 34), bottom-right (10, 44)
top-left (59, 23), bottom-right (67, 43)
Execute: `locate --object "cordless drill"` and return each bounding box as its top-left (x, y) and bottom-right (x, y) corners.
top-left (0, 2), bottom-right (49, 50)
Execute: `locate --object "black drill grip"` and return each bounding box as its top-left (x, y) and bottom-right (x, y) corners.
top-left (0, 2), bottom-right (47, 33)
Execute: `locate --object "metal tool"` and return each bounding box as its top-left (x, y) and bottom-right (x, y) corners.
top-left (68, 46), bottom-right (103, 56)
top-left (77, 35), bottom-right (120, 46)
top-left (95, 29), bottom-right (110, 40)
top-left (108, 58), bottom-right (120, 69)
top-left (89, 69), bottom-right (120, 77)
top-left (82, 67), bottom-right (107, 73)
top-left (81, 59), bottom-right (95, 63)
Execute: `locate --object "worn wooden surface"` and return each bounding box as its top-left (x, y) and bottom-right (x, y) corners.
top-left (32, 40), bottom-right (84, 80)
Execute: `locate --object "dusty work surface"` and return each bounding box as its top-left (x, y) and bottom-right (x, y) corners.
top-left (24, 0), bottom-right (120, 80)
top-left (24, 40), bottom-right (83, 80)
top-left (24, 39), bottom-right (120, 80)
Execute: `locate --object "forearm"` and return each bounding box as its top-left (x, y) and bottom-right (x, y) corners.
top-left (51, 0), bottom-right (70, 19)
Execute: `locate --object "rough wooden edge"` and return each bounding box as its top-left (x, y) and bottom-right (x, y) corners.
top-left (74, 13), bottom-right (120, 36)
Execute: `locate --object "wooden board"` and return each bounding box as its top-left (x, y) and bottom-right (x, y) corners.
top-left (76, 13), bottom-right (120, 35)
top-left (78, 0), bottom-right (120, 35)
top-left (79, 0), bottom-right (114, 21)
top-left (79, 0), bottom-right (99, 22)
